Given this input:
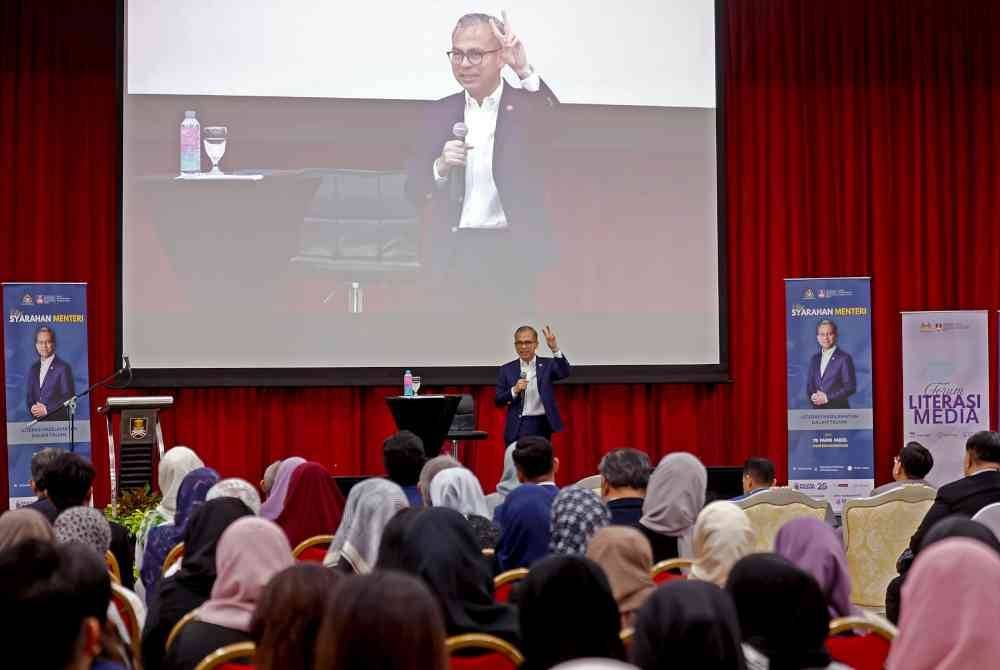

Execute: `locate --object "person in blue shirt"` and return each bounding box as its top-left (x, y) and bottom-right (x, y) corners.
top-left (494, 436), bottom-right (560, 570)
top-left (383, 430), bottom-right (427, 508)
top-left (732, 457), bottom-right (776, 501)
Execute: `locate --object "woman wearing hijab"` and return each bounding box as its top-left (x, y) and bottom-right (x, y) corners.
top-left (205, 478), bottom-right (261, 514)
top-left (886, 538), bottom-right (1000, 670)
top-left (0, 508), bottom-right (54, 551)
top-left (773, 517), bottom-right (854, 619)
top-left (258, 456), bottom-right (306, 520)
top-left (141, 467), bottom-right (220, 598)
top-left (418, 454), bottom-right (462, 504)
top-left (690, 501), bottom-right (756, 587)
top-left (163, 516), bottom-right (293, 670)
top-left (429, 467), bottom-right (500, 549)
top-left (639, 452), bottom-right (707, 561)
top-left (376, 506), bottom-right (521, 645)
top-left (727, 554), bottom-right (849, 670)
top-left (141, 497), bottom-right (253, 670)
top-left (550, 486), bottom-right (611, 555)
top-left (514, 555), bottom-right (626, 670)
top-left (274, 461), bottom-right (345, 550)
top-left (323, 478), bottom-right (409, 574)
top-left (135, 446), bottom-right (204, 582)
top-left (631, 580), bottom-right (746, 670)
top-left (586, 526), bottom-right (656, 628)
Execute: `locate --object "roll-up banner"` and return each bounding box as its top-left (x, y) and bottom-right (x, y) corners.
top-left (901, 311), bottom-right (989, 487)
top-left (785, 278), bottom-right (874, 511)
top-left (3, 283), bottom-right (91, 509)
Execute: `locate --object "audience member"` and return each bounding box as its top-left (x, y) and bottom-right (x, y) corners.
top-left (136, 446), bottom-right (204, 579)
top-left (141, 497), bottom-right (253, 670)
top-left (142, 467), bottom-right (220, 596)
top-left (639, 452), bottom-right (707, 561)
top-left (733, 457), bottom-right (776, 500)
top-left (494, 436), bottom-right (560, 569)
top-left (774, 517), bottom-right (854, 619)
top-left (690, 501), bottom-right (755, 587)
top-left (886, 538), bottom-right (1000, 670)
top-left (260, 460), bottom-right (281, 497)
top-left (376, 507), bottom-right (520, 644)
top-left (164, 517), bottom-right (293, 670)
top-left (274, 461), bottom-right (345, 550)
top-left (384, 430), bottom-right (428, 508)
top-left (315, 571), bottom-right (448, 670)
top-left (598, 448), bottom-right (651, 527)
top-left (374, 507), bottom-right (423, 571)
top-left (206, 477), bottom-right (262, 514)
top-left (259, 456), bottom-right (306, 520)
top-left (550, 486), bottom-right (611, 555)
top-left (490, 442), bottom-right (522, 509)
top-left (324, 478), bottom-right (409, 574)
top-left (429, 467), bottom-right (500, 549)
top-left (514, 555), bottom-right (626, 670)
top-left (870, 441), bottom-right (935, 496)
top-left (25, 446), bottom-right (62, 522)
top-left (585, 526), bottom-right (656, 628)
top-left (727, 554), bottom-right (849, 670)
top-left (0, 507), bottom-right (54, 551)
top-left (250, 563), bottom-right (341, 670)
top-left (418, 454), bottom-right (462, 504)
top-left (551, 662), bottom-right (638, 670)
top-left (631, 580), bottom-right (746, 670)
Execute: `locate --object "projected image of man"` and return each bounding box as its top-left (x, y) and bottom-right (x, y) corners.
top-left (405, 11), bottom-right (557, 307)
top-left (26, 326), bottom-right (75, 420)
top-left (806, 319), bottom-right (856, 409)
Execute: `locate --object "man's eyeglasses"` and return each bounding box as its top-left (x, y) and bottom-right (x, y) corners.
top-left (446, 48), bottom-right (501, 65)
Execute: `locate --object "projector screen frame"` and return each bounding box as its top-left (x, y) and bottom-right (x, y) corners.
top-left (114, 0), bottom-right (731, 387)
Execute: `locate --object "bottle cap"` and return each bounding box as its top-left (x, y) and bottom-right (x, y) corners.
top-left (185, 110), bottom-right (197, 118)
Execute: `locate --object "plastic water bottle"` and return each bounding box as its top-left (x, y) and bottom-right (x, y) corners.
top-left (403, 370), bottom-right (413, 397)
top-left (349, 282), bottom-right (363, 314)
top-left (180, 111), bottom-right (201, 174)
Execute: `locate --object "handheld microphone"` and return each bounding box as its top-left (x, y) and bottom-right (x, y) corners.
top-left (451, 121), bottom-right (468, 205)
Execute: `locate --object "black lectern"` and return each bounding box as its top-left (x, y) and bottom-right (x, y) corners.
top-left (385, 395), bottom-right (462, 457)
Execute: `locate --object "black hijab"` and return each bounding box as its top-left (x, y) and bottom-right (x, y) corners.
top-left (513, 555), bottom-right (625, 670)
top-left (376, 507), bottom-right (520, 644)
top-left (632, 580), bottom-right (746, 670)
top-left (375, 507), bottom-right (423, 571)
top-left (920, 515), bottom-right (1000, 555)
top-left (726, 553), bottom-right (831, 670)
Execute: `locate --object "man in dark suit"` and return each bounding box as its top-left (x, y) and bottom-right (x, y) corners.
top-left (26, 325), bottom-right (75, 420)
top-left (404, 11), bottom-right (558, 308)
top-left (805, 319), bottom-right (856, 409)
top-left (496, 325), bottom-right (570, 445)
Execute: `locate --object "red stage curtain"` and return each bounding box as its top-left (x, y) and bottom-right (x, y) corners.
top-left (2, 0), bottom-right (1000, 507)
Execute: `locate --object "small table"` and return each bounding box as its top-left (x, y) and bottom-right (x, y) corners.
top-left (384, 395), bottom-right (462, 457)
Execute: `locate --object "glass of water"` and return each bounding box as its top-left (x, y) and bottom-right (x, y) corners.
top-left (411, 376), bottom-right (422, 395)
top-left (203, 126), bottom-right (228, 173)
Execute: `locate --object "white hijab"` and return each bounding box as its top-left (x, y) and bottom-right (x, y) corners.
top-left (323, 478), bottom-right (409, 574)
top-left (155, 446), bottom-right (204, 519)
top-left (430, 467), bottom-right (490, 518)
top-left (689, 501), bottom-right (755, 586)
top-left (207, 478), bottom-right (262, 514)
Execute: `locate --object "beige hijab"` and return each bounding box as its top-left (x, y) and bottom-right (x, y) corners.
top-left (639, 452), bottom-right (707, 557)
top-left (689, 501), bottom-right (755, 587)
top-left (0, 508), bottom-right (54, 551)
top-left (586, 526), bottom-right (656, 628)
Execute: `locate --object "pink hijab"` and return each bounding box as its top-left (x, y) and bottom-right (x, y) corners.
top-left (197, 517), bottom-right (294, 632)
top-left (887, 538), bottom-right (1000, 670)
top-left (259, 457), bottom-right (306, 520)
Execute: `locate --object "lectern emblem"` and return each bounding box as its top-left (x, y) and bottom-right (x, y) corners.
top-left (129, 417), bottom-right (148, 439)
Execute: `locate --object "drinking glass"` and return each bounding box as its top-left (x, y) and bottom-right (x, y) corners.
top-left (203, 126), bottom-right (228, 173)
top-left (411, 376), bottom-right (422, 395)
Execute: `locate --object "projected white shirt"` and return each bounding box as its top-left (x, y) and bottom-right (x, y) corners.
top-left (39, 355), bottom-right (55, 387)
top-left (820, 346), bottom-right (837, 376)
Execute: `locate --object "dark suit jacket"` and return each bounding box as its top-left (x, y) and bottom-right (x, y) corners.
top-left (26, 355), bottom-right (75, 419)
top-left (805, 348), bottom-right (856, 409)
top-left (908, 470), bottom-right (1000, 552)
top-left (495, 354), bottom-right (571, 445)
top-left (405, 79), bottom-right (559, 269)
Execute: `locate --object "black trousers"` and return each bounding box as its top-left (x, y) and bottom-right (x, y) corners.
top-left (516, 414), bottom-right (553, 441)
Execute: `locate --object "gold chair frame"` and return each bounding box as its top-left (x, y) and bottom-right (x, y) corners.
top-left (446, 633), bottom-right (524, 666)
top-left (651, 557), bottom-right (693, 579)
top-left (166, 608), bottom-right (200, 651)
top-left (193, 641), bottom-right (256, 670)
top-left (292, 534), bottom-right (334, 559)
top-left (110, 582), bottom-right (142, 663)
top-left (162, 541), bottom-right (186, 576)
top-left (105, 549), bottom-right (122, 584)
top-left (829, 615), bottom-right (898, 640)
top-left (493, 567), bottom-right (529, 590)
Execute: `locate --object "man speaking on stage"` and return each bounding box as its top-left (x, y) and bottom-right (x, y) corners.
top-left (496, 325), bottom-right (570, 444)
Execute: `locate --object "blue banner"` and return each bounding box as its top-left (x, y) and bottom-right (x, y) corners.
top-left (3, 283), bottom-right (90, 508)
top-left (785, 278), bottom-right (874, 511)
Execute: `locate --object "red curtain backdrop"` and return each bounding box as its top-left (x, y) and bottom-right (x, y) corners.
top-left (2, 0), bottom-right (1000, 507)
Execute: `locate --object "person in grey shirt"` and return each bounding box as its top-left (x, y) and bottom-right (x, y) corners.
top-left (870, 441), bottom-right (935, 496)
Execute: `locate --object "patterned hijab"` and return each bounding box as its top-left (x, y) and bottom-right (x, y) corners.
top-left (259, 457), bottom-right (306, 520)
top-left (430, 467), bottom-right (490, 518)
top-left (324, 478), bottom-right (409, 574)
top-left (550, 486), bottom-right (611, 555)
top-left (0, 508), bottom-right (54, 551)
top-left (773, 516), bottom-right (853, 618)
top-left (690, 501), bottom-right (756, 587)
top-left (207, 478), bottom-right (262, 514)
top-left (136, 446), bottom-right (204, 570)
top-left (54, 506), bottom-right (112, 555)
top-left (640, 452), bottom-right (707, 557)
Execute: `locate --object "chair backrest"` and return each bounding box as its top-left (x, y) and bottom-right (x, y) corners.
top-left (449, 394), bottom-right (476, 431)
top-left (735, 487), bottom-right (831, 552)
top-left (972, 501), bottom-right (1000, 541)
top-left (651, 558), bottom-right (693, 584)
top-left (493, 568), bottom-right (529, 603)
top-left (110, 583), bottom-right (141, 662)
top-left (446, 633), bottom-right (523, 669)
top-left (163, 541), bottom-right (186, 576)
top-left (842, 485), bottom-right (936, 608)
top-left (826, 616), bottom-right (897, 670)
top-left (193, 641), bottom-right (256, 670)
top-left (292, 534), bottom-right (335, 562)
top-left (619, 627), bottom-right (634, 652)
top-left (105, 550), bottom-right (122, 584)
top-left (574, 474), bottom-right (602, 496)
top-left (166, 608), bottom-right (200, 651)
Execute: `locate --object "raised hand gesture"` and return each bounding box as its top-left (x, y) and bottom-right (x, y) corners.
top-left (543, 325), bottom-right (559, 353)
top-left (490, 10), bottom-right (531, 78)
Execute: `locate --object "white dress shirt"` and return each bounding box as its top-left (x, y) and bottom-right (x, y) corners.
top-left (38, 355), bottom-right (55, 388)
top-left (819, 346), bottom-right (837, 376)
top-left (433, 73), bottom-right (541, 229)
top-left (513, 350), bottom-right (565, 417)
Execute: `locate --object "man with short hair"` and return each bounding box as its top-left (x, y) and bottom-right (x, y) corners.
top-left (496, 325), bottom-right (571, 444)
top-left (870, 442), bottom-right (935, 496)
top-left (26, 325), bottom-right (76, 420)
top-left (26, 446), bottom-right (63, 522)
top-left (806, 319), bottom-right (857, 409)
top-left (493, 436), bottom-right (560, 570)
top-left (733, 457), bottom-right (777, 501)
top-left (598, 448), bottom-right (650, 527)
top-left (383, 430), bottom-right (428, 508)
top-left (511, 435), bottom-right (560, 486)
